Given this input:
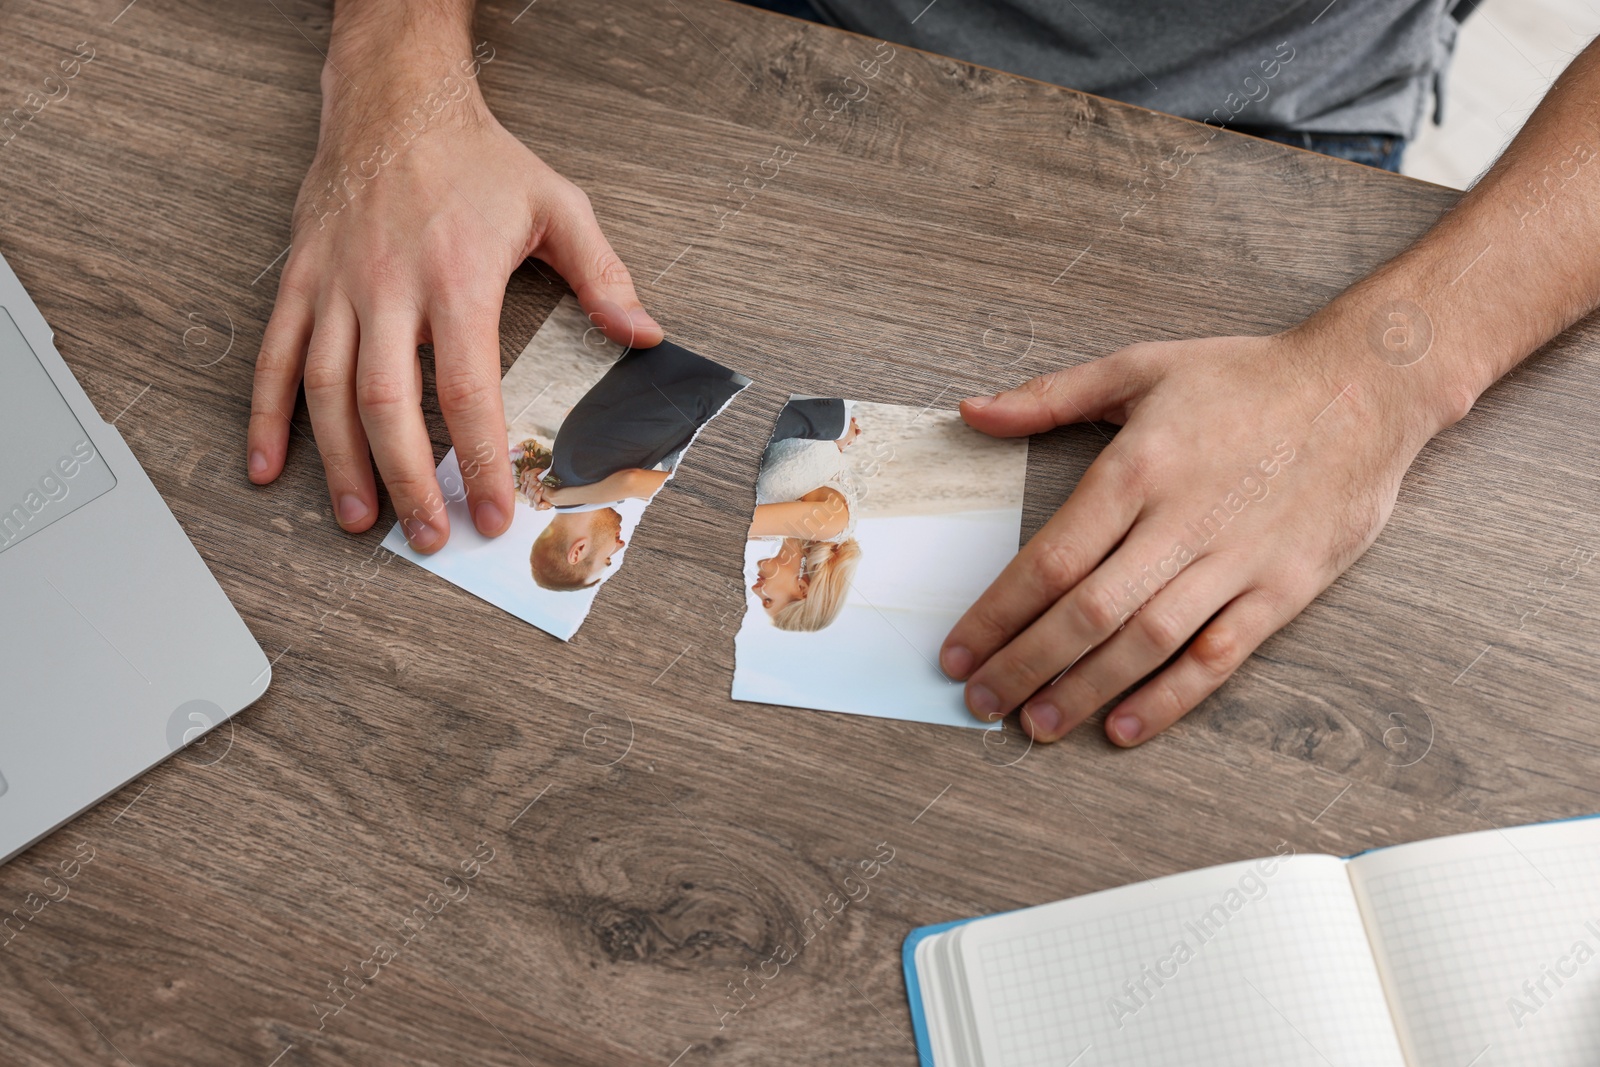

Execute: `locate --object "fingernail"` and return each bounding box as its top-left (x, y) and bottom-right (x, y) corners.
top-left (1109, 712), bottom-right (1142, 745)
top-left (628, 306), bottom-right (661, 336)
top-left (963, 395), bottom-right (996, 410)
top-left (336, 494), bottom-right (369, 526)
top-left (967, 683), bottom-right (1000, 721)
top-left (1022, 700), bottom-right (1062, 739)
top-left (474, 500), bottom-right (506, 535)
top-left (405, 518), bottom-right (444, 552)
top-left (941, 644), bottom-right (974, 679)
top-left (248, 450), bottom-right (269, 478)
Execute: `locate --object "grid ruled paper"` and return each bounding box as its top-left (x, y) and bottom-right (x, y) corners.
top-left (1351, 819), bottom-right (1600, 1067)
top-left (954, 856), bottom-right (1406, 1066)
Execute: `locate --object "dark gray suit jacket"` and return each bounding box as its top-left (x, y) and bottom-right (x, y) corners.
top-left (548, 341), bottom-right (750, 489)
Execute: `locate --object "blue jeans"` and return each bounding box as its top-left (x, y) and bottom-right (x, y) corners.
top-left (1223, 128), bottom-right (1407, 173)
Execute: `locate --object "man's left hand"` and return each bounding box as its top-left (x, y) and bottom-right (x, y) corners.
top-left (940, 327), bottom-right (1462, 746)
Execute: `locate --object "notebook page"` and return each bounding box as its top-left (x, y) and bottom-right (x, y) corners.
top-left (1348, 817), bottom-right (1600, 1067)
top-left (953, 855), bottom-right (1405, 1066)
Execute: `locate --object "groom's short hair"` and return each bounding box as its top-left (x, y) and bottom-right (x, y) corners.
top-left (530, 521), bottom-right (598, 591)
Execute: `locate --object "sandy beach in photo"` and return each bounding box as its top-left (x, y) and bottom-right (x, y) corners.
top-left (845, 401), bottom-right (1025, 518)
top-left (501, 298), bottom-right (625, 443)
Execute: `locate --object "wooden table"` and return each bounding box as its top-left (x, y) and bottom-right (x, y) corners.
top-left (3, 0), bottom-right (1598, 1063)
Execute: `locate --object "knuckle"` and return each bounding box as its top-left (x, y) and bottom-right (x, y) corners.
top-left (1129, 417), bottom-right (1176, 459)
top-left (1190, 624), bottom-right (1243, 678)
top-left (434, 368), bottom-right (497, 414)
top-left (301, 354), bottom-right (349, 397)
top-left (1269, 566), bottom-right (1323, 607)
top-left (542, 181), bottom-right (592, 231)
top-left (356, 369), bottom-right (414, 413)
top-left (1020, 371), bottom-right (1058, 405)
top-left (383, 471), bottom-right (442, 512)
top-left (592, 247), bottom-right (634, 289)
top-left (447, 297), bottom-right (501, 334)
top-left (254, 342), bottom-right (300, 380)
top-left (316, 446), bottom-right (363, 475)
top-left (456, 440), bottom-right (503, 481)
top-left (1105, 451), bottom-right (1149, 496)
top-left (1139, 604), bottom-right (1192, 652)
top-left (275, 264), bottom-right (320, 308)
top-left (561, 181), bottom-right (594, 216)
top-left (1030, 538), bottom-right (1084, 592)
top-left (421, 230), bottom-right (479, 290)
top-left (1077, 581), bottom-right (1127, 634)
top-left (1079, 451), bottom-right (1136, 502)
top-left (361, 251), bottom-right (409, 294)
top-left (247, 408), bottom-right (284, 432)
top-left (1052, 668), bottom-right (1105, 715)
top-left (429, 250), bottom-right (475, 292)
top-left (1111, 341), bottom-right (1165, 382)
top-left (1330, 488), bottom-right (1391, 571)
top-left (987, 646), bottom-right (1051, 697)
top-left (955, 602), bottom-right (1012, 654)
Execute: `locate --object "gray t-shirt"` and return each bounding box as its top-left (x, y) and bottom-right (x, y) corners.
top-left (809, 0), bottom-right (1464, 137)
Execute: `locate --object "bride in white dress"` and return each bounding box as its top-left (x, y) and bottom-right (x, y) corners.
top-left (747, 413), bottom-right (863, 632)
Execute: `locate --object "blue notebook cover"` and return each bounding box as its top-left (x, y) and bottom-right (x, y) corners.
top-left (900, 811), bottom-right (1600, 1067)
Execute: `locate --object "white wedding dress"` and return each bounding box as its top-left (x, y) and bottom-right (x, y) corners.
top-left (753, 438), bottom-right (858, 543)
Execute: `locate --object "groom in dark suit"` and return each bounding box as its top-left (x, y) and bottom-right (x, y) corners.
top-left (528, 340), bottom-right (750, 591)
top-left (764, 396), bottom-right (849, 454)
top-left (543, 340), bottom-right (751, 491)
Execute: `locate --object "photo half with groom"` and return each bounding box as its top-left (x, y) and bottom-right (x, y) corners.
top-left (380, 296), bottom-right (748, 640)
top-left (521, 336), bottom-right (751, 591)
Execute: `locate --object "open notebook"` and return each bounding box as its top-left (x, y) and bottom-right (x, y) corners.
top-left (905, 816), bottom-right (1600, 1066)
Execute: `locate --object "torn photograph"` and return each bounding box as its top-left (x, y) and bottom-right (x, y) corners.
top-left (731, 396), bottom-right (1028, 728)
top-left (384, 295), bottom-right (750, 640)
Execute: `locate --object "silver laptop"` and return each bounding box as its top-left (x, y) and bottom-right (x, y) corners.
top-left (0, 248), bottom-right (270, 866)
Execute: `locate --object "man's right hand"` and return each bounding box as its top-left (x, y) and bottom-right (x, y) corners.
top-left (247, 9), bottom-right (661, 553)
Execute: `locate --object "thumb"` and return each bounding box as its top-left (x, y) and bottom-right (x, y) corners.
top-left (535, 183), bottom-right (664, 349)
top-left (960, 354), bottom-right (1143, 437)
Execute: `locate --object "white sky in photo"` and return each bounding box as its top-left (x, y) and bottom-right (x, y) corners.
top-left (733, 508), bottom-right (1021, 728)
top-left (382, 448), bottom-right (652, 642)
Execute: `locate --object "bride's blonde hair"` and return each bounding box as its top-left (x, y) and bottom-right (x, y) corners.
top-left (772, 538), bottom-right (862, 633)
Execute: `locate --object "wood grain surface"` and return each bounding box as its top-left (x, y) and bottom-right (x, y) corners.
top-left (2, 0), bottom-right (1598, 1064)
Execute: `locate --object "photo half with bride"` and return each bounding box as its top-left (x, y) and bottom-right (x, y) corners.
top-left (732, 395), bottom-right (1028, 728)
